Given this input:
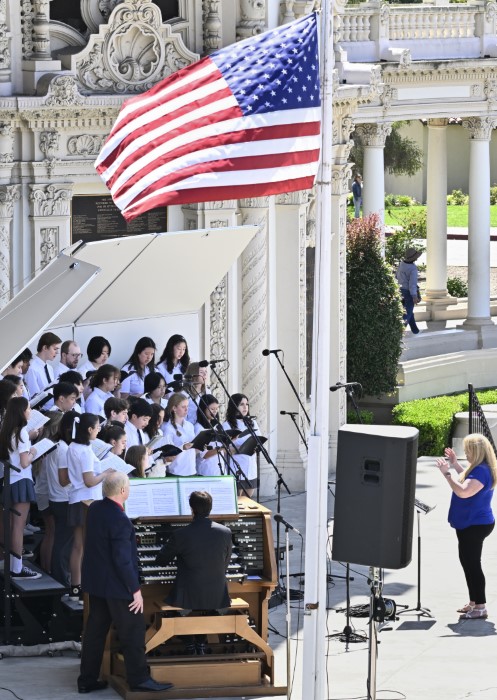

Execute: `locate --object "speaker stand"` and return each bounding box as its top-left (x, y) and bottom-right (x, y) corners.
top-left (398, 505), bottom-right (434, 618)
top-left (327, 563), bottom-right (366, 646)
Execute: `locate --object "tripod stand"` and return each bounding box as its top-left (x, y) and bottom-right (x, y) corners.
top-left (398, 498), bottom-right (435, 618)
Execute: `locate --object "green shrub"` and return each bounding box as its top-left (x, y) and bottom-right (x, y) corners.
top-left (396, 195), bottom-right (414, 207)
top-left (392, 389), bottom-right (497, 456)
top-left (347, 214), bottom-right (404, 396)
top-left (384, 193), bottom-right (397, 208)
top-left (447, 276), bottom-right (468, 298)
top-left (347, 192), bottom-right (353, 206)
top-left (347, 410), bottom-right (374, 425)
top-left (385, 228), bottom-right (424, 268)
top-left (399, 208), bottom-right (427, 239)
top-left (490, 185), bottom-right (497, 205)
top-left (447, 189), bottom-right (468, 206)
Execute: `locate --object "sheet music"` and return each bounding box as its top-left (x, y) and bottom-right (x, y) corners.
top-left (30, 391), bottom-right (52, 408)
top-left (100, 453), bottom-right (134, 475)
top-left (27, 409), bottom-right (50, 432)
top-left (32, 438), bottom-right (56, 460)
top-left (91, 438), bottom-right (112, 460)
top-left (124, 479), bottom-right (180, 518)
top-left (178, 476), bottom-right (238, 515)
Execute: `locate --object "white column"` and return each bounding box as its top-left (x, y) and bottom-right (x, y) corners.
top-left (462, 117), bottom-right (495, 336)
top-left (463, 117), bottom-right (497, 347)
top-left (426, 119), bottom-right (448, 298)
top-left (356, 123), bottom-right (392, 228)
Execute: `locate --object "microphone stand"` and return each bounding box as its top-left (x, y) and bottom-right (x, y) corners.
top-left (280, 411), bottom-right (308, 452)
top-left (266, 351), bottom-right (310, 424)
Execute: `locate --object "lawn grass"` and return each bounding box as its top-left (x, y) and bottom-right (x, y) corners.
top-left (383, 205), bottom-right (497, 227)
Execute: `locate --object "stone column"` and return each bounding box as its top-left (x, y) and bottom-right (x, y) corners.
top-left (0, 0), bottom-right (12, 95)
top-left (0, 185), bottom-right (20, 309)
top-left (239, 196), bottom-right (272, 493)
top-left (355, 123), bottom-right (392, 228)
top-left (202, 0), bottom-right (222, 54)
top-left (29, 183), bottom-right (73, 271)
top-left (22, 0), bottom-right (61, 94)
top-left (236, 0), bottom-right (266, 40)
top-left (425, 118), bottom-right (456, 329)
top-left (461, 117), bottom-right (497, 345)
top-left (274, 191), bottom-right (310, 491)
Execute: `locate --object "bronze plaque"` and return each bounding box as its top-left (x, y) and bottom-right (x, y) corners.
top-left (71, 195), bottom-right (167, 244)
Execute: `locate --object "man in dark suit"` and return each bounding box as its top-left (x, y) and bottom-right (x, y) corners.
top-left (156, 490), bottom-right (233, 652)
top-left (78, 472), bottom-right (173, 694)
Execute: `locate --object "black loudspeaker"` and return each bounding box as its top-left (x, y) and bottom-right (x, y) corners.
top-left (331, 424), bottom-right (419, 570)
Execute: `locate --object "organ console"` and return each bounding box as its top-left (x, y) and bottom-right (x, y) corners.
top-left (99, 497), bottom-right (286, 699)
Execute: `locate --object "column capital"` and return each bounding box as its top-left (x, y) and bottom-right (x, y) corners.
top-left (29, 183), bottom-right (73, 217)
top-left (0, 185), bottom-right (20, 219)
top-left (355, 122), bottom-right (392, 147)
top-left (332, 163), bottom-right (353, 197)
top-left (462, 116), bottom-right (496, 141)
top-left (427, 118), bottom-right (449, 129)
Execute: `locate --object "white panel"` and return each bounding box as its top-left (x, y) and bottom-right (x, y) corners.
top-left (396, 85), bottom-right (472, 101)
top-left (0, 256), bottom-right (100, 372)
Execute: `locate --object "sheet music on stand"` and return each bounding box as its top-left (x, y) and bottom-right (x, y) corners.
top-left (124, 476), bottom-right (238, 518)
top-left (414, 498), bottom-right (436, 514)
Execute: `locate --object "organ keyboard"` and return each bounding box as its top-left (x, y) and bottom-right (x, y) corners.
top-left (98, 497), bottom-right (285, 699)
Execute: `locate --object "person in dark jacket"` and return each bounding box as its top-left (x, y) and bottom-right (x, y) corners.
top-left (78, 472), bottom-right (173, 694)
top-left (156, 490), bottom-right (232, 653)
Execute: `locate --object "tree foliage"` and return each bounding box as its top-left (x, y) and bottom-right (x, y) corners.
top-left (346, 214), bottom-right (405, 396)
top-left (350, 122), bottom-right (423, 177)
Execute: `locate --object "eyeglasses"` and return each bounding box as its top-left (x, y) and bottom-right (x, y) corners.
top-left (68, 353), bottom-right (83, 359)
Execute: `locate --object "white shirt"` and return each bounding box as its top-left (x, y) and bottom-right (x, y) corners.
top-left (163, 419), bottom-right (196, 475)
top-left (120, 364), bottom-right (151, 396)
top-left (222, 418), bottom-right (261, 481)
top-left (46, 441), bottom-right (71, 502)
top-left (77, 360), bottom-right (99, 381)
top-left (25, 355), bottom-right (55, 398)
top-left (156, 361), bottom-right (186, 386)
top-left (124, 421), bottom-right (147, 449)
top-left (54, 361), bottom-right (70, 380)
top-left (85, 386), bottom-right (113, 418)
top-left (67, 442), bottom-right (102, 504)
top-left (8, 427), bottom-right (33, 485)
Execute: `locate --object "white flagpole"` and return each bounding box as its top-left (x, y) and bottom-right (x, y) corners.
top-left (301, 2), bottom-right (334, 699)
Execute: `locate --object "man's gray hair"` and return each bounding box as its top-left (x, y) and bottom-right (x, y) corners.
top-left (103, 471), bottom-right (129, 497)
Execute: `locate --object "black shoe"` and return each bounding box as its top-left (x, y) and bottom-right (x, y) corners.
top-left (77, 680), bottom-right (108, 693)
top-left (184, 643), bottom-right (196, 655)
top-left (195, 642), bottom-right (206, 655)
top-left (10, 566), bottom-right (42, 580)
top-left (69, 584), bottom-right (82, 602)
top-left (130, 678), bottom-right (174, 692)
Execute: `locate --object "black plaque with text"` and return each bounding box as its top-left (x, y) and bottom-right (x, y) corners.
top-left (71, 195), bottom-right (167, 244)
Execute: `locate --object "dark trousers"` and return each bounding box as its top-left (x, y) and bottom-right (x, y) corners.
top-left (400, 288), bottom-right (419, 333)
top-left (456, 522), bottom-right (494, 604)
top-left (49, 500), bottom-right (74, 586)
top-left (79, 595), bottom-right (149, 687)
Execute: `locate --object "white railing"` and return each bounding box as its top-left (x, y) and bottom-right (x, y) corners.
top-left (330, 1), bottom-right (497, 61)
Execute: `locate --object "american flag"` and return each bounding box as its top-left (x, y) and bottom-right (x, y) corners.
top-left (95, 13), bottom-right (321, 221)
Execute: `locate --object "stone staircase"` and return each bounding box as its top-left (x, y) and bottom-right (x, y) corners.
top-left (451, 403), bottom-right (497, 456)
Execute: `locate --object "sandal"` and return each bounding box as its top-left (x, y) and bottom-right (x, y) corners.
top-left (457, 603), bottom-right (474, 613)
top-left (459, 607), bottom-right (488, 619)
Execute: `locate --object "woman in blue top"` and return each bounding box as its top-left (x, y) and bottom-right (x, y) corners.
top-left (436, 433), bottom-right (497, 619)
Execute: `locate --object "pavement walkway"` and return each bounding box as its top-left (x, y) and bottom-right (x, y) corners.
top-left (2, 455), bottom-right (497, 700)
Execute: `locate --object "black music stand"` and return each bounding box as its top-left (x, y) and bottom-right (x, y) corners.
top-left (398, 498), bottom-right (435, 618)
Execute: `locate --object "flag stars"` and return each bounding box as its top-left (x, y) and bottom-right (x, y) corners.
top-left (282, 98), bottom-right (288, 104)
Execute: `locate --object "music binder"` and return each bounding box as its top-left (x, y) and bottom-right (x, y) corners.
top-left (31, 438), bottom-right (57, 460)
top-left (190, 430), bottom-right (218, 451)
top-left (237, 435), bottom-right (268, 456)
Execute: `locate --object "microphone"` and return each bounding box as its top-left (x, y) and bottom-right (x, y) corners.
top-left (280, 410), bottom-right (298, 416)
top-left (274, 513), bottom-right (301, 535)
top-left (199, 359), bottom-right (227, 367)
top-left (330, 382), bottom-right (362, 392)
top-left (262, 349), bottom-right (282, 356)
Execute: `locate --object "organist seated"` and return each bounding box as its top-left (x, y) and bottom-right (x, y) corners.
top-left (155, 490), bottom-right (232, 655)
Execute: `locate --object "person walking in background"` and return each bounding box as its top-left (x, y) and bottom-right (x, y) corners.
top-left (396, 247), bottom-right (422, 334)
top-left (436, 434), bottom-right (496, 619)
top-left (352, 174), bottom-right (362, 218)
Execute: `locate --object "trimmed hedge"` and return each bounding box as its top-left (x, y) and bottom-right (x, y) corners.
top-left (347, 409), bottom-right (374, 425)
top-left (391, 389), bottom-right (497, 456)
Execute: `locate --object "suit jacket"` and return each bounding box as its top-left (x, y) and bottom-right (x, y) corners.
top-left (81, 498), bottom-right (140, 600)
top-left (156, 516), bottom-right (232, 610)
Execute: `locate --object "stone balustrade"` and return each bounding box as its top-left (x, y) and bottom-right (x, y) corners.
top-left (331, 0), bottom-right (497, 62)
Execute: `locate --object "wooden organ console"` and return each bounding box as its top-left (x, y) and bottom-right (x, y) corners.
top-left (100, 498), bottom-right (286, 699)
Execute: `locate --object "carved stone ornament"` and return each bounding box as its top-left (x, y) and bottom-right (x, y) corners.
top-left (355, 123), bottom-right (392, 148)
top-left (42, 75), bottom-right (85, 107)
top-left (0, 21), bottom-right (10, 70)
top-left (486, 0), bottom-right (497, 22)
top-left (0, 121), bottom-right (13, 163)
top-left (203, 0), bottom-right (222, 55)
top-left (67, 134), bottom-right (106, 156)
top-left (209, 275), bottom-right (227, 405)
top-left (0, 184), bottom-right (20, 219)
top-left (40, 131), bottom-right (59, 158)
top-left (332, 163), bottom-right (353, 197)
top-left (485, 79), bottom-right (497, 107)
top-left (237, 0), bottom-right (266, 41)
top-left (40, 227), bottom-right (59, 268)
top-left (29, 185), bottom-right (72, 217)
top-left (73, 0), bottom-right (199, 94)
top-left (462, 116), bottom-right (496, 141)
